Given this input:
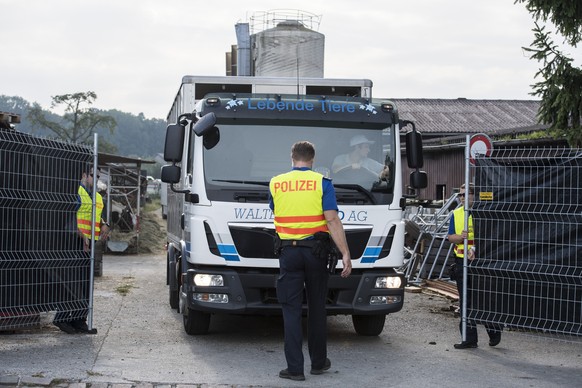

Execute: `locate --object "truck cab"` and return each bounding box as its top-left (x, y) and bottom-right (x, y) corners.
top-left (162, 76), bottom-right (426, 335)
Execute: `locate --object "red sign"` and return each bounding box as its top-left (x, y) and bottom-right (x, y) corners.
top-left (469, 133), bottom-right (493, 165)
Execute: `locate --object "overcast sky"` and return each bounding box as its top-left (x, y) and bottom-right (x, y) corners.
top-left (1, 0), bottom-right (578, 120)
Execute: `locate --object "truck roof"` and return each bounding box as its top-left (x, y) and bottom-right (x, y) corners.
top-left (180, 75), bottom-right (373, 100)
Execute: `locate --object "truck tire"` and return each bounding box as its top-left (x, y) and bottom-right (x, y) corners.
top-left (352, 314), bottom-right (386, 336)
top-left (169, 286), bottom-right (179, 310)
top-left (168, 256), bottom-right (179, 310)
top-left (183, 308), bottom-right (211, 335)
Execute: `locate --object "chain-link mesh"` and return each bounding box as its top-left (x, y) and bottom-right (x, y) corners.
top-left (0, 130), bottom-right (94, 330)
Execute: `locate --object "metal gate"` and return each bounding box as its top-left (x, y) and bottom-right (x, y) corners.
top-left (470, 147), bottom-right (582, 341)
top-left (0, 129), bottom-right (95, 331)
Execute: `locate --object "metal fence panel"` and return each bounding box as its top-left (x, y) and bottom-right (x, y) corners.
top-left (0, 130), bottom-right (94, 330)
top-left (471, 148), bottom-right (582, 341)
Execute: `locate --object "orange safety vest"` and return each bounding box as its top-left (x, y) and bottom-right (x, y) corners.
top-left (77, 185), bottom-right (104, 240)
top-left (453, 206), bottom-right (474, 258)
top-left (270, 169), bottom-right (329, 240)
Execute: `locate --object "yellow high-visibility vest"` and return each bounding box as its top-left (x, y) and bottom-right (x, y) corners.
top-left (77, 185), bottom-right (104, 240)
top-left (453, 206), bottom-right (474, 258)
top-left (270, 170), bottom-right (328, 240)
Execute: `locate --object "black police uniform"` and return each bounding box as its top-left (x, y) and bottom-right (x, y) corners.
top-left (451, 210), bottom-right (501, 346)
top-left (270, 167), bottom-right (334, 376)
top-left (277, 241), bottom-right (329, 375)
top-left (455, 256), bottom-right (502, 345)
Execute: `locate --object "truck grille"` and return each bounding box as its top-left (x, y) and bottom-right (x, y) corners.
top-left (229, 226), bottom-right (373, 259)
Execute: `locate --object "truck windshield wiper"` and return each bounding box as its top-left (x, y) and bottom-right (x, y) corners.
top-left (212, 179), bottom-right (270, 187)
top-left (333, 184), bottom-right (377, 205)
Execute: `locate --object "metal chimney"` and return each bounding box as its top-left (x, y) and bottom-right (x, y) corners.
top-left (235, 23), bottom-right (251, 76)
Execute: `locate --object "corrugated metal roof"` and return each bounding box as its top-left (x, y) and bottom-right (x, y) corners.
top-left (392, 98), bottom-right (540, 135)
top-left (98, 152), bottom-right (156, 165)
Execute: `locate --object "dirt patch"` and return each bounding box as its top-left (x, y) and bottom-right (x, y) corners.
top-left (136, 206), bottom-right (167, 254)
top-left (108, 202), bottom-right (166, 255)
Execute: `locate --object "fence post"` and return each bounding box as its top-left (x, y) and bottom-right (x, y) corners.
top-left (461, 135), bottom-right (471, 342)
top-left (88, 133), bottom-right (98, 330)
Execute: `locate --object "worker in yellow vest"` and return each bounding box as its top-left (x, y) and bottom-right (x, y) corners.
top-left (269, 141), bottom-right (351, 382)
top-left (54, 166), bottom-right (109, 334)
top-left (448, 183), bottom-right (502, 349)
top-left (77, 167), bottom-right (109, 253)
top-left (77, 166), bottom-right (110, 279)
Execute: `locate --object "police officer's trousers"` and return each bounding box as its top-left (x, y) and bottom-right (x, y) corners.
top-left (455, 257), bottom-right (502, 344)
top-left (277, 245), bottom-right (329, 375)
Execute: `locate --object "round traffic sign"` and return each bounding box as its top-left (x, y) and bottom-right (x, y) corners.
top-left (469, 133), bottom-right (493, 165)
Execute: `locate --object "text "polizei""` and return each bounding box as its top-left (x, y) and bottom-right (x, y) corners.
top-left (272, 179), bottom-right (318, 193)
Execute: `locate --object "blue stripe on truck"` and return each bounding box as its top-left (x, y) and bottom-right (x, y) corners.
top-left (360, 246), bottom-right (381, 263)
top-left (217, 244), bottom-right (240, 261)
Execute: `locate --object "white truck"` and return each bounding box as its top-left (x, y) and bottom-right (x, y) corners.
top-left (161, 75), bottom-right (426, 336)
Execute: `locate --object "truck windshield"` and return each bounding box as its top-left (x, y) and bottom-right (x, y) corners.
top-left (203, 123), bottom-right (395, 205)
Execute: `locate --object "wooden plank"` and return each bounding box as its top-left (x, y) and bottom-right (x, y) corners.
top-left (424, 286), bottom-right (459, 300)
top-left (426, 279), bottom-right (457, 293)
top-left (405, 285), bottom-right (423, 293)
top-left (423, 279), bottom-right (459, 300)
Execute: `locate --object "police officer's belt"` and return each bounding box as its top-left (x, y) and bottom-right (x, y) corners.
top-left (280, 239), bottom-right (316, 248)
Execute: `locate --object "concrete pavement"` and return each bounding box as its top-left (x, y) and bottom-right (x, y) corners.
top-left (2, 252), bottom-right (581, 388)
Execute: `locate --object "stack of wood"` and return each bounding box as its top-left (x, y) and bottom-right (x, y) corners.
top-left (423, 279), bottom-right (459, 300)
top-left (0, 111), bottom-right (21, 130)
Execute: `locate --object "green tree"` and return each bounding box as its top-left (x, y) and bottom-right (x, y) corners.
top-left (27, 91), bottom-right (118, 152)
top-left (516, 0), bottom-right (582, 147)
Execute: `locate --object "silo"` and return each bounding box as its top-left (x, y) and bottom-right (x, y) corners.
top-left (251, 15), bottom-right (324, 78)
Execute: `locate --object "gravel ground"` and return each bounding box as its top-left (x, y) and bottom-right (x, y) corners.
top-left (1, 250), bottom-right (581, 387)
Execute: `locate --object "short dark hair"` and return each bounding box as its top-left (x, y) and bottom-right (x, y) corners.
top-left (83, 164), bottom-right (100, 176)
top-left (460, 183), bottom-right (475, 194)
top-left (291, 141), bottom-right (315, 162)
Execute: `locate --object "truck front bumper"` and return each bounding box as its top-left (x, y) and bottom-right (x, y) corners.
top-left (182, 267), bottom-right (405, 315)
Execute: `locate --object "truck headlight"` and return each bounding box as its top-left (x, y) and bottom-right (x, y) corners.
top-left (375, 276), bottom-right (402, 289)
top-left (194, 274), bottom-right (224, 287)
top-left (370, 295), bottom-right (402, 305)
top-left (194, 293), bottom-right (229, 303)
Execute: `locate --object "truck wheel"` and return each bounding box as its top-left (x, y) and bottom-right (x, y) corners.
top-left (183, 308), bottom-right (211, 335)
top-left (169, 286), bottom-right (179, 310)
top-left (168, 257), bottom-right (179, 310)
top-left (352, 314), bottom-right (386, 336)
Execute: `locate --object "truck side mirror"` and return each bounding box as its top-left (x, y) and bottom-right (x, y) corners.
top-left (401, 120), bottom-right (428, 192)
top-left (405, 130), bottom-right (424, 169)
top-left (193, 112), bottom-right (217, 136)
top-left (164, 124), bottom-right (185, 162)
top-left (161, 165), bottom-right (181, 184)
top-left (203, 127), bottom-right (220, 150)
top-left (410, 170), bottom-right (428, 189)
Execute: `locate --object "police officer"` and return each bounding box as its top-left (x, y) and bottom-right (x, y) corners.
top-left (77, 166), bottom-right (109, 256)
top-left (54, 166), bottom-right (108, 334)
top-left (448, 183), bottom-right (501, 349)
top-left (269, 141), bottom-right (351, 381)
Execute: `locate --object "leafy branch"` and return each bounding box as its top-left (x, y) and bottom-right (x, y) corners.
top-left (517, 1), bottom-right (582, 147)
top-left (27, 91), bottom-right (117, 150)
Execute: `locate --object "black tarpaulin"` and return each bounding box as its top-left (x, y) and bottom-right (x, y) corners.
top-left (469, 150), bottom-right (582, 336)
